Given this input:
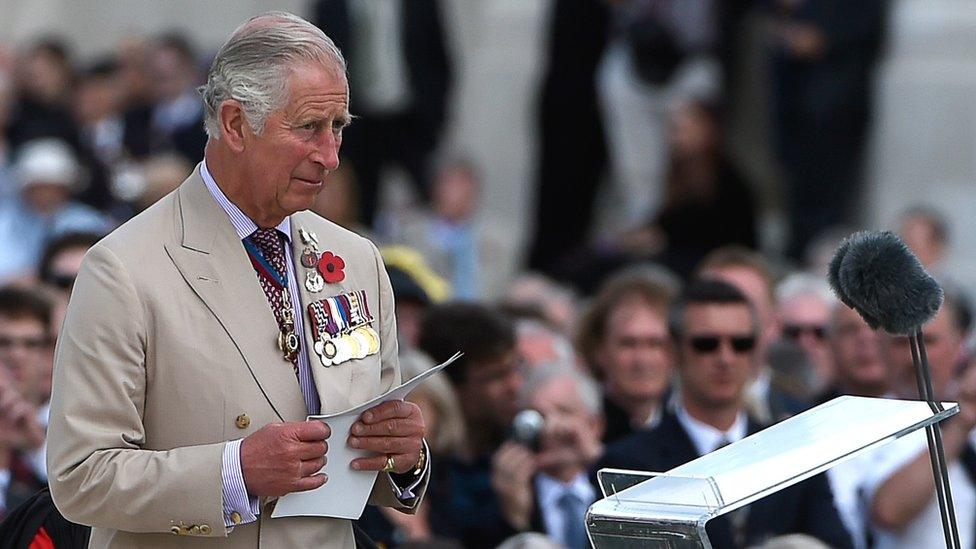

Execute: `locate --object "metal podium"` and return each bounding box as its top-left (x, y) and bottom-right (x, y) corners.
top-left (586, 396), bottom-right (959, 548)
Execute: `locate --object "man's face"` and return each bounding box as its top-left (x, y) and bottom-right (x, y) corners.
top-left (236, 61), bottom-right (348, 224)
top-left (883, 305), bottom-right (962, 398)
top-left (596, 301), bottom-right (672, 406)
top-left (830, 305), bottom-right (887, 396)
top-left (0, 315), bottom-right (50, 402)
top-left (779, 294), bottom-right (833, 383)
top-left (458, 349), bottom-right (524, 429)
top-left (678, 303), bottom-right (757, 410)
top-left (530, 376), bottom-right (602, 473)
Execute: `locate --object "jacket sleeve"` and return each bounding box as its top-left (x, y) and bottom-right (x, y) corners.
top-left (46, 243), bottom-right (227, 537)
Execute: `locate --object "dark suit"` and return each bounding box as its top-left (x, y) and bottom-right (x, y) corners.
top-left (594, 410), bottom-right (854, 549)
top-left (312, 0), bottom-right (453, 227)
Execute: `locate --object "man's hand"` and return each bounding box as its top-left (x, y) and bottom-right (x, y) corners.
top-left (0, 373), bottom-right (44, 450)
top-left (491, 441), bottom-right (536, 530)
top-left (535, 413), bottom-right (603, 471)
top-left (348, 400), bottom-right (425, 474)
top-left (240, 421), bottom-right (330, 497)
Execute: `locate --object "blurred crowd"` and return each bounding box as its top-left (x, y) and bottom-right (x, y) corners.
top-left (1, 1), bottom-right (975, 548)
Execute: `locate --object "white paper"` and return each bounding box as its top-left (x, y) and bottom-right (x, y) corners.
top-left (272, 352), bottom-right (461, 519)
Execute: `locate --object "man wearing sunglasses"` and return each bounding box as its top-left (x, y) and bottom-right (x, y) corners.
top-left (595, 279), bottom-right (853, 548)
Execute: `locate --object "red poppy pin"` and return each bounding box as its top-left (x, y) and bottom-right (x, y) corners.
top-left (318, 251), bottom-right (346, 283)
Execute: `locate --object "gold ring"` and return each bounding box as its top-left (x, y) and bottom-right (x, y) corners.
top-left (382, 454), bottom-right (396, 473)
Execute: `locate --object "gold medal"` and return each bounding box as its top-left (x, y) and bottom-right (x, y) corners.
top-left (332, 336), bottom-right (353, 364)
top-left (351, 329), bottom-right (370, 359)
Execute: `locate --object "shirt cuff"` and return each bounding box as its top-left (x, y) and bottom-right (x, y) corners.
top-left (386, 440), bottom-right (430, 502)
top-left (221, 439), bottom-right (260, 528)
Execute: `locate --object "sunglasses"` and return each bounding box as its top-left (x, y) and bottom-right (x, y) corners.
top-left (687, 334), bottom-right (757, 354)
top-left (782, 324), bottom-right (827, 341)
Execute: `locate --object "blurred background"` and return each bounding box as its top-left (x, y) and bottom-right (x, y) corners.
top-left (2, 1), bottom-right (976, 547)
top-left (0, 0), bottom-right (972, 298)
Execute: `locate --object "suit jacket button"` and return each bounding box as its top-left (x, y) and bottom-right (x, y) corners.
top-left (235, 414), bottom-right (251, 429)
top-left (200, 524), bottom-right (212, 535)
top-left (190, 525), bottom-right (201, 535)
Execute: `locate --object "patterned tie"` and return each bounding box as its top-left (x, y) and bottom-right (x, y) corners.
top-left (558, 491), bottom-right (589, 549)
top-left (246, 227), bottom-right (299, 377)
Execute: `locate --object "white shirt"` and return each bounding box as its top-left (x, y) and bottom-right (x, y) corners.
top-left (0, 468), bottom-right (10, 513)
top-left (535, 472), bottom-right (597, 546)
top-left (864, 428), bottom-right (976, 549)
top-left (675, 403), bottom-right (748, 457)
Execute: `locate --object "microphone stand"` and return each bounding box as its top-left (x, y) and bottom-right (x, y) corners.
top-left (910, 330), bottom-right (961, 549)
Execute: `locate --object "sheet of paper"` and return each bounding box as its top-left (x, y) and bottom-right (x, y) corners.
top-left (272, 351), bottom-right (461, 519)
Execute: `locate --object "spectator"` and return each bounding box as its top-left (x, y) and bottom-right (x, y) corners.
top-left (776, 273), bottom-right (835, 397)
top-left (381, 246), bottom-right (450, 351)
top-left (312, 0), bottom-right (453, 227)
top-left (73, 60), bottom-right (127, 170)
top-left (867, 292), bottom-right (976, 549)
top-left (418, 303), bottom-right (522, 548)
top-left (7, 39), bottom-right (77, 151)
top-left (766, 0), bottom-right (887, 258)
top-left (0, 286), bottom-right (51, 503)
top-left (595, 279), bottom-right (854, 548)
top-left (898, 205), bottom-right (949, 271)
top-left (390, 157), bottom-right (489, 300)
top-left (504, 274), bottom-right (579, 337)
top-left (514, 319), bottom-right (577, 372)
top-left (491, 363), bottom-right (603, 547)
top-left (697, 246), bottom-right (808, 423)
top-left (596, 0), bottom-right (720, 232)
top-left (0, 139), bottom-right (112, 281)
top-left (122, 32), bottom-right (206, 163)
top-left (576, 267), bottom-right (678, 444)
top-left (626, 99), bottom-right (758, 279)
top-left (37, 231), bottom-right (101, 336)
top-left (817, 302), bottom-right (890, 549)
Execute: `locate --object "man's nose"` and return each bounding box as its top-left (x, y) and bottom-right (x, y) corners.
top-left (311, 130), bottom-right (341, 170)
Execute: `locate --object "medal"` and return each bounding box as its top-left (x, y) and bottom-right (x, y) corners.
top-left (301, 249), bottom-right (319, 268)
top-left (305, 271), bottom-right (324, 292)
top-left (332, 335), bottom-right (353, 364)
top-left (351, 330), bottom-right (370, 359)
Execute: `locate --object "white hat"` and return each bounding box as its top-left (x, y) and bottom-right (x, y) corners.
top-left (16, 138), bottom-right (79, 189)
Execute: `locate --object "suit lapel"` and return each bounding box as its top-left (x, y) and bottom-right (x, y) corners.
top-left (164, 171), bottom-right (307, 422)
top-left (289, 212), bottom-right (354, 414)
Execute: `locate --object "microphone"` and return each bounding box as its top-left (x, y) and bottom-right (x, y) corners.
top-left (829, 231), bottom-right (943, 335)
top-left (827, 230), bottom-right (958, 549)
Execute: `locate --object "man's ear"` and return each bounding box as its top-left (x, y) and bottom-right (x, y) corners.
top-left (218, 99), bottom-right (248, 153)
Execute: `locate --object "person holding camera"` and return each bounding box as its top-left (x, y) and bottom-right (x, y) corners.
top-left (491, 363), bottom-right (604, 549)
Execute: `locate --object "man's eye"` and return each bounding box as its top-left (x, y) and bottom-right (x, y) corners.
top-left (300, 122), bottom-right (317, 131)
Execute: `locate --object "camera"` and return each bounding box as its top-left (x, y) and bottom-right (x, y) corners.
top-left (509, 409), bottom-right (545, 452)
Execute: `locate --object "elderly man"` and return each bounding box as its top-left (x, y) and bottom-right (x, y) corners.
top-left (491, 363), bottom-right (604, 549)
top-left (596, 279), bottom-right (853, 548)
top-left (47, 12), bottom-right (428, 548)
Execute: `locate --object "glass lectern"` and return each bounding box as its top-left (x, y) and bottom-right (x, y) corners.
top-left (587, 396), bottom-right (959, 548)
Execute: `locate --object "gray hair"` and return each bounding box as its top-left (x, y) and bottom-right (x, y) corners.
top-left (201, 11), bottom-right (346, 138)
top-left (519, 362), bottom-right (603, 418)
top-left (775, 273), bottom-right (836, 307)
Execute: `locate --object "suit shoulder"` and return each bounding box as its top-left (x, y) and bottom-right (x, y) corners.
top-left (600, 429), bottom-right (665, 471)
top-left (92, 191), bottom-right (179, 260)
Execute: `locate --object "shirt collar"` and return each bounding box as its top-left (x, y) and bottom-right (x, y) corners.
top-left (676, 402), bottom-right (748, 457)
top-left (535, 472), bottom-right (596, 510)
top-left (200, 160), bottom-right (291, 241)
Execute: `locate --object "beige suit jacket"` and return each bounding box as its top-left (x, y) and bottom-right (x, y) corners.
top-left (47, 168), bottom-right (427, 548)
